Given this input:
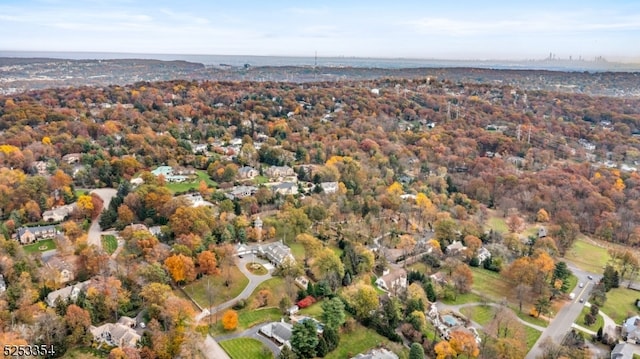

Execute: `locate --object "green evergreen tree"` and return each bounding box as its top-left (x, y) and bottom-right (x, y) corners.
top-left (291, 320), bottom-right (319, 359)
top-left (409, 342), bottom-right (425, 359)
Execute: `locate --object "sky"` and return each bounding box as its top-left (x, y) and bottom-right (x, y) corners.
top-left (1, 0), bottom-right (640, 62)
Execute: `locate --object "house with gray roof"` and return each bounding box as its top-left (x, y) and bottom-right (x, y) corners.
top-left (16, 225), bottom-right (57, 245)
top-left (259, 321), bottom-right (293, 348)
top-left (623, 315), bottom-right (640, 344)
top-left (272, 182), bottom-right (298, 196)
top-left (351, 348), bottom-right (398, 359)
top-left (46, 280), bottom-right (91, 307)
top-left (90, 319), bottom-right (141, 348)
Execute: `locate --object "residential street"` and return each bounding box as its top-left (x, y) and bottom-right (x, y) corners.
top-left (87, 188), bottom-right (117, 247)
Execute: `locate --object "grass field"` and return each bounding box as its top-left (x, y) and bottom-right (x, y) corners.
top-left (23, 239), bottom-right (56, 253)
top-left (440, 291), bottom-right (485, 305)
top-left (165, 170), bottom-right (217, 194)
top-left (61, 347), bottom-right (107, 358)
top-left (239, 307), bottom-right (282, 328)
top-left (219, 338), bottom-right (273, 359)
top-left (325, 322), bottom-right (404, 359)
top-left (460, 305), bottom-right (496, 326)
top-left (485, 214), bottom-right (508, 233)
top-left (577, 306), bottom-right (604, 332)
top-left (470, 267), bottom-right (511, 302)
top-left (183, 266), bottom-right (249, 309)
top-left (525, 326), bottom-right (542, 351)
top-left (101, 234), bottom-right (118, 254)
top-left (288, 242), bottom-right (305, 262)
top-left (298, 301), bottom-right (324, 318)
top-left (564, 238), bottom-right (610, 273)
top-left (599, 287), bottom-right (640, 323)
top-left (254, 175), bottom-right (270, 185)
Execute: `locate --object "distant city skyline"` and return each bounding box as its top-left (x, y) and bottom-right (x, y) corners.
top-left (2, 0), bottom-right (639, 62)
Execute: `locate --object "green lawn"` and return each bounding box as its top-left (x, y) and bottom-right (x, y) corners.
top-left (298, 301), bottom-right (324, 318)
top-left (577, 306), bottom-right (604, 332)
top-left (564, 238), bottom-right (610, 273)
top-left (239, 307), bottom-right (282, 328)
top-left (599, 287), bottom-right (640, 323)
top-left (440, 291), bottom-right (485, 305)
top-left (165, 170), bottom-right (217, 194)
top-left (460, 305), bottom-right (497, 326)
top-left (254, 175), bottom-right (270, 185)
top-left (407, 261), bottom-right (429, 274)
top-left (23, 239), bottom-right (56, 253)
top-left (516, 310), bottom-right (549, 328)
top-left (101, 234), bottom-right (118, 254)
top-left (61, 347), bottom-right (107, 358)
top-left (246, 262), bottom-right (268, 275)
top-left (325, 322), bottom-right (404, 359)
top-left (470, 267), bottom-right (511, 302)
top-left (219, 338), bottom-right (273, 359)
top-left (525, 326), bottom-right (542, 351)
top-left (288, 242), bottom-right (305, 262)
top-left (182, 266), bottom-right (249, 309)
top-left (485, 216), bottom-right (508, 233)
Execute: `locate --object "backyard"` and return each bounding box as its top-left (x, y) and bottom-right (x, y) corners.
top-left (165, 170), bottom-right (217, 194)
top-left (599, 287), bottom-right (640, 323)
top-left (182, 266), bottom-right (249, 309)
top-left (325, 322), bottom-right (405, 359)
top-left (219, 338), bottom-right (273, 359)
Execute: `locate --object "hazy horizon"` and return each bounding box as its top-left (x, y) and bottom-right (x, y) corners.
top-left (1, 1), bottom-right (639, 62)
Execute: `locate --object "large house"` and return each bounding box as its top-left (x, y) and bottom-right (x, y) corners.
top-left (236, 241), bottom-right (295, 267)
top-left (90, 317), bottom-right (141, 348)
top-left (16, 225), bottom-right (57, 245)
top-left (264, 165), bottom-right (295, 179)
top-left (43, 203), bottom-right (77, 222)
top-left (45, 256), bottom-right (76, 285)
top-left (151, 166), bottom-right (188, 183)
top-left (375, 267), bottom-right (408, 296)
top-left (623, 315), bottom-right (640, 344)
top-left (238, 166), bottom-right (258, 179)
top-left (319, 182), bottom-right (339, 194)
top-left (351, 348), bottom-right (399, 359)
top-left (61, 153), bottom-right (82, 164)
top-left (226, 185), bottom-right (258, 200)
top-left (272, 182), bottom-right (298, 196)
top-left (46, 280), bottom-right (91, 307)
top-left (259, 320), bottom-right (293, 348)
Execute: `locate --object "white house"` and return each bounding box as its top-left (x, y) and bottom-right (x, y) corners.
top-left (90, 318), bottom-right (141, 348)
top-left (375, 267), bottom-right (407, 296)
top-left (351, 348), bottom-right (398, 359)
top-left (319, 182), bottom-right (338, 194)
top-left (43, 203), bottom-right (77, 222)
top-left (264, 165), bottom-right (295, 179)
top-left (46, 280), bottom-right (91, 307)
top-left (151, 166), bottom-right (188, 183)
top-left (477, 247), bottom-right (491, 264)
top-left (446, 241), bottom-right (466, 255)
top-left (259, 321), bottom-right (293, 348)
top-left (623, 316), bottom-right (640, 344)
top-left (272, 182), bottom-right (298, 196)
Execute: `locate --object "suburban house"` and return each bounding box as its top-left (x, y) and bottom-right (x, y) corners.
top-left (538, 226), bottom-right (548, 238)
top-left (127, 223), bottom-right (151, 233)
top-left (350, 348), bottom-right (399, 359)
top-left (130, 177), bottom-right (144, 187)
top-left (430, 272), bottom-right (448, 285)
top-left (238, 166), bottom-right (258, 179)
top-left (192, 143), bottom-right (208, 154)
top-left (375, 267), bottom-right (408, 296)
top-left (272, 182), bottom-right (298, 196)
top-left (90, 316), bottom-right (141, 348)
top-left (259, 320), bottom-right (293, 348)
top-left (446, 241), bottom-right (467, 255)
top-left (611, 342), bottom-right (635, 359)
top-left (623, 315), bottom-right (640, 344)
top-left (42, 203), bottom-right (77, 222)
top-left (319, 182), bottom-right (339, 194)
top-left (264, 165), bottom-right (295, 179)
top-left (16, 225), bottom-right (57, 245)
top-left (151, 166), bottom-right (188, 183)
top-left (32, 160), bottom-right (49, 176)
top-left (226, 185), bottom-right (258, 200)
top-left (294, 276), bottom-right (310, 289)
top-left (45, 256), bottom-right (76, 284)
top-left (236, 241), bottom-right (295, 267)
top-left (477, 247), bottom-right (492, 264)
top-left (182, 193), bottom-right (213, 207)
top-left (46, 280), bottom-right (91, 307)
top-left (61, 153), bottom-right (82, 164)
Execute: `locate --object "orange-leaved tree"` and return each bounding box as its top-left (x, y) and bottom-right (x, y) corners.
top-left (221, 309), bottom-right (238, 331)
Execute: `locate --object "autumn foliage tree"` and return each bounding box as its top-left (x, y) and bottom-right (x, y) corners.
top-left (164, 254), bottom-right (196, 284)
top-left (197, 250), bottom-right (218, 275)
top-left (221, 309), bottom-right (238, 331)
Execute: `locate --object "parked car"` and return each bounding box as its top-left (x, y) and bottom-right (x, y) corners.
top-left (587, 275), bottom-right (593, 280)
top-left (579, 282), bottom-right (584, 288)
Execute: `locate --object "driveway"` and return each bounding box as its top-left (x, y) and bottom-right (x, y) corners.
top-left (87, 188), bottom-right (117, 247)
